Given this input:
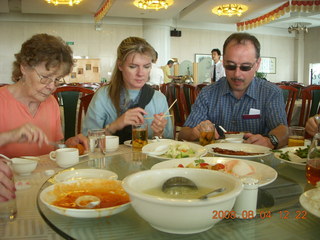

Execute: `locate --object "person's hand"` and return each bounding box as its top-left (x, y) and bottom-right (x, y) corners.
top-left (8, 123), bottom-right (48, 147)
top-left (150, 113), bottom-right (167, 137)
top-left (0, 160), bottom-right (16, 202)
top-left (114, 107), bottom-right (147, 131)
top-left (65, 134), bottom-right (89, 151)
top-left (192, 120), bottom-right (219, 139)
top-left (306, 115), bottom-right (319, 137)
top-left (243, 133), bottom-right (272, 148)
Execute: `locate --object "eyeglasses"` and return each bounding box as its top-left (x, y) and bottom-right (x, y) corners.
top-left (224, 63), bottom-right (256, 72)
top-left (33, 68), bottom-right (65, 87)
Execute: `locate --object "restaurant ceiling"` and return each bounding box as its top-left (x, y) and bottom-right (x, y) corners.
top-left (1, 0), bottom-right (320, 31)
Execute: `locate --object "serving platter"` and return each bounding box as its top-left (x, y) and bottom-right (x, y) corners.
top-left (142, 140), bottom-right (207, 160)
top-left (273, 146), bottom-right (308, 170)
top-left (151, 156), bottom-right (277, 187)
top-left (205, 143), bottom-right (272, 159)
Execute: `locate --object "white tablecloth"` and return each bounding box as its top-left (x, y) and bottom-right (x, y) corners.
top-left (0, 145), bottom-right (132, 240)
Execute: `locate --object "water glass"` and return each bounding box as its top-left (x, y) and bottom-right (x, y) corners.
top-left (288, 126), bottom-right (305, 147)
top-left (199, 122), bottom-right (215, 146)
top-left (88, 129), bottom-right (106, 153)
top-left (0, 175), bottom-right (17, 225)
top-left (132, 123), bottom-right (148, 151)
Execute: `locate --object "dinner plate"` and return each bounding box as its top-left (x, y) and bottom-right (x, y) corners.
top-left (52, 169), bottom-right (118, 183)
top-left (79, 152), bottom-right (89, 158)
top-left (205, 143), bottom-right (272, 159)
top-left (142, 140), bottom-right (207, 160)
top-left (151, 157), bottom-right (277, 187)
top-left (299, 188), bottom-right (320, 218)
top-left (273, 146), bottom-right (307, 170)
top-left (40, 179), bottom-right (130, 218)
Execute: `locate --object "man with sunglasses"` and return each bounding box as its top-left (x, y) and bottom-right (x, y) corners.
top-left (179, 33), bottom-right (288, 149)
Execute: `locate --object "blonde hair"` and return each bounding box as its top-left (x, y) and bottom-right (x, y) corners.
top-left (108, 37), bottom-right (156, 115)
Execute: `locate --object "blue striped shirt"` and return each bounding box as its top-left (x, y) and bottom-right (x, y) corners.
top-left (184, 77), bottom-right (287, 135)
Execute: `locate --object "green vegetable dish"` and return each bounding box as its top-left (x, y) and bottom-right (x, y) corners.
top-left (164, 143), bottom-right (195, 158)
top-left (278, 146), bottom-right (309, 161)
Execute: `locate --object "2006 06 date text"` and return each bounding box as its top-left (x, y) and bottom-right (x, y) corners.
top-left (212, 210), bottom-right (308, 220)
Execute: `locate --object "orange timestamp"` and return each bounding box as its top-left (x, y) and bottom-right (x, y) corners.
top-left (212, 210), bottom-right (308, 220)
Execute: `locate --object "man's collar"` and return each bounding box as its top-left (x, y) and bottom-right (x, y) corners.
top-left (221, 77), bottom-right (258, 100)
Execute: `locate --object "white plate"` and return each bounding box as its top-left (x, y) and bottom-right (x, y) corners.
top-left (40, 179), bottom-right (130, 218)
top-left (273, 146), bottom-right (307, 170)
top-left (300, 188), bottom-right (320, 217)
top-left (53, 169), bottom-right (118, 183)
top-left (151, 157), bottom-right (277, 187)
top-left (142, 140), bottom-right (207, 160)
top-left (79, 152), bottom-right (89, 158)
top-left (205, 143), bottom-right (272, 159)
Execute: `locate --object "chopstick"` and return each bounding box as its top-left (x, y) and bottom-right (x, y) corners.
top-left (164, 99), bottom-right (177, 115)
top-left (144, 114), bottom-right (173, 120)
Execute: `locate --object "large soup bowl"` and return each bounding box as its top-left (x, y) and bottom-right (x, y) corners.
top-left (122, 168), bottom-right (243, 234)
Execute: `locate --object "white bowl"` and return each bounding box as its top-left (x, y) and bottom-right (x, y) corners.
top-left (11, 158), bottom-right (38, 176)
top-left (225, 138), bottom-right (243, 143)
top-left (122, 168), bottom-right (243, 234)
top-left (53, 169), bottom-right (118, 183)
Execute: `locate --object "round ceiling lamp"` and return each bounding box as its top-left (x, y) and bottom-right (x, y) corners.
top-left (133, 0), bottom-right (174, 11)
top-left (212, 4), bottom-right (248, 17)
top-left (45, 0), bottom-right (82, 6)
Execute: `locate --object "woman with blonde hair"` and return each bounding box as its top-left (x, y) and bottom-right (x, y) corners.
top-left (83, 36), bottom-right (173, 143)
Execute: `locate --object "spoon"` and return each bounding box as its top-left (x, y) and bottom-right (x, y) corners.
top-left (144, 144), bottom-right (169, 156)
top-left (162, 176), bottom-right (198, 195)
top-left (75, 195), bottom-right (101, 209)
top-left (198, 187), bottom-right (226, 200)
top-left (0, 154), bottom-right (12, 161)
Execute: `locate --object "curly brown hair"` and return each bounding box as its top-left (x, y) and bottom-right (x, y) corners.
top-left (12, 33), bottom-right (74, 82)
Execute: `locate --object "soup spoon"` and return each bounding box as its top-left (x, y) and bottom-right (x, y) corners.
top-left (198, 187), bottom-right (226, 200)
top-left (75, 195), bottom-right (101, 209)
top-left (0, 154), bottom-right (12, 161)
top-left (162, 176), bottom-right (198, 195)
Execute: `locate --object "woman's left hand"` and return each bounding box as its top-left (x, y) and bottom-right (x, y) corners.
top-left (150, 113), bottom-right (167, 137)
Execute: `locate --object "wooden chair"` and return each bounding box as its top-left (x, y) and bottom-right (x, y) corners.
top-left (53, 86), bottom-right (94, 140)
top-left (299, 85), bottom-right (320, 127)
top-left (166, 84), bottom-right (188, 139)
top-left (195, 83), bottom-right (209, 96)
top-left (278, 85), bottom-right (298, 125)
top-left (182, 84), bottom-right (197, 115)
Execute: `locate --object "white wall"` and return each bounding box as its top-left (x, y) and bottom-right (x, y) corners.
top-left (0, 18), bottom-right (299, 84)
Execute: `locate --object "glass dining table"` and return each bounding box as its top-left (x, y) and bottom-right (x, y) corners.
top-left (37, 150), bottom-right (320, 240)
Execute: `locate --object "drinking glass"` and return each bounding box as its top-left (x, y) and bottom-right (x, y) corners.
top-left (0, 175), bottom-right (17, 225)
top-left (199, 122), bottom-right (215, 146)
top-left (306, 132), bottom-right (320, 185)
top-left (88, 129), bottom-right (105, 153)
top-left (288, 126), bottom-right (305, 147)
top-left (132, 123), bottom-right (148, 151)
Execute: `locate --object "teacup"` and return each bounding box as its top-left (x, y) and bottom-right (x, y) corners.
top-left (103, 136), bottom-right (119, 153)
top-left (49, 148), bottom-right (79, 168)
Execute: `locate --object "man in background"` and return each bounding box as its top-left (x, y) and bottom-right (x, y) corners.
top-left (211, 48), bottom-right (225, 83)
top-left (162, 60), bottom-right (176, 83)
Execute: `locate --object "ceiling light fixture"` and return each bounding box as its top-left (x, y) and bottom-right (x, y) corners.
top-left (212, 4), bottom-right (248, 17)
top-left (288, 23), bottom-right (309, 34)
top-left (45, 0), bottom-right (82, 6)
top-left (133, 0), bottom-right (174, 11)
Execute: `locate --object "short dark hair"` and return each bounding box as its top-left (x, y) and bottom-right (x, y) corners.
top-left (211, 48), bottom-right (221, 56)
top-left (167, 60), bottom-right (174, 65)
top-left (223, 32), bottom-right (261, 59)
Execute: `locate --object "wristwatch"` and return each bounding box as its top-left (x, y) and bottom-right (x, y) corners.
top-left (267, 134), bottom-right (279, 149)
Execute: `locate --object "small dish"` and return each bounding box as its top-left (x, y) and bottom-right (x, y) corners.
top-left (11, 158), bottom-right (38, 176)
top-left (273, 146), bottom-right (307, 170)
top-left (299, 188), bottom-right (320, 218)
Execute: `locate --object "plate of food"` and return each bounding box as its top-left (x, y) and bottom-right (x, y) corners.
top-left (151, 157), bottom-right (277, 187)
top-left (40, 178), bottom-right (130, 218)
top-left (68, 144), bottom-right (89, 157)
top-left (142, 140), bottom-right (207, 160)
top-left (205, 143), bottom-right (272, 159)
top-left (299, 187), bottom-right (320, 218)
top-left (273, 146), bottom-right (309, 170)
top-left (52, 169), bottom-right (118, 183)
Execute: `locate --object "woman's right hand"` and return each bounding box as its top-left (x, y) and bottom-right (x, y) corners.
top-left (5, 123), bottom-right (49, 147)
top-left (112, 107), bottom-right (147, 132)
top-left (0, 160), bottom-right (16, 202)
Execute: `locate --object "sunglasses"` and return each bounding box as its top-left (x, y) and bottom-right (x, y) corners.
top-left (224, 63), bottom-right (256, 72)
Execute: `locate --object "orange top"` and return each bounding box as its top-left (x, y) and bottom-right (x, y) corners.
top-left (0, 86), bottom-right (63, 158)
